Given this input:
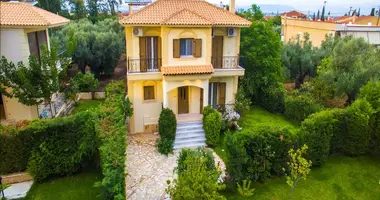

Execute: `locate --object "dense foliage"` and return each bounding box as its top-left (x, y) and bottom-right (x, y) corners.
top-left (70, 72), bottom-right (99, 92)
top-left (238, 5), bottom-right (285, 113)
top-left (95, 80), bottom-right (127, 200)
top-left (157, 108), bottom-right (177, 155)
top-left (203, 107), bottom-right (223, 147)
top-left (285, 94), bottom-right (324, 122)
top-left (234, 88), bottom-right (252, 117)
top-left (51, 18), bottom-right (124, 77)
top-left (176, 148), bottom-right (215, 175)
top-left (167, 148), bottom-right (225, 200)
top-left (0, 45), bottom-right (68, 105)
top-left (318, 37), bottom-right (380, 105)
top-left (226, 126), bottom-right (296, 183)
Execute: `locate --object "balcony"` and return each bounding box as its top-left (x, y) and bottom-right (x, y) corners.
top-left (211, 56), bottom-right (242, 69)
top-left (127, 57), bottom-right (162, 73)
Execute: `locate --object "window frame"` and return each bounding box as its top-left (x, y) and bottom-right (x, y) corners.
top-left (180, 38), bottom-right (194, 57)
top-left (143, 85), bottom-right (155, 101)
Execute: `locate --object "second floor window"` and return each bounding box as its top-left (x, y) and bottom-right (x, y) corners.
top-left (27, 30), bottom-right (47, 62)
top-left (180, 38), bottom-right (193, 56)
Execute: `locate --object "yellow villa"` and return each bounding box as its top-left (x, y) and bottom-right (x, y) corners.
top-left (119, 0), bottom-right (251, 141)
top-left (0, 2), bottom-right (69, 122)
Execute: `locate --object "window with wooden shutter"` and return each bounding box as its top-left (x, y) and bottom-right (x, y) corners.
top-left (193, 39), bottom-right (202, 58)
top-left (144, 86), bottom-right (155, 100)
top-left (173, 39), bottom-right (180, 58)
top-left (139, 37), bottom-right (147, 72)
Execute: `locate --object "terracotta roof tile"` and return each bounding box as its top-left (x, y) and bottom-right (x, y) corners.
top-left (0, 2), bottom-right (69, 27)
top-left (120, 0), bottom-right (251, 27)
top-left (280, 10), bottom-right (306, 17)
top-left (161, 64), bottom-right (213, 75)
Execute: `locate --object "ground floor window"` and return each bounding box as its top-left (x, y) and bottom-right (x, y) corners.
top-left (143, 86), bottom-right (155, 100)
top-left (208, 82), bottom-right (226, 107)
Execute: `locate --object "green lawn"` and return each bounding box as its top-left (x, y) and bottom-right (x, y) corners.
top-left (223, 156), bottom-right (380, 200)
top-left (71, 100), bottom-right (103, 114)
top-left (24, 170), bottom-right (103, 200)
top-left (214, 106), bottom-right (300, 163)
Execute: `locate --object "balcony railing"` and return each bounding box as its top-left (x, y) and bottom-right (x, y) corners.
top-left (211, 56), bottom-right (241, 69)
top-left (127, 57), bottom-right (162, 73)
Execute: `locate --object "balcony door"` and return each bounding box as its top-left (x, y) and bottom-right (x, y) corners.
top-left (212, 36), bottom-right (223, 68)
top-left (139, 36), bottom-right (161, 72)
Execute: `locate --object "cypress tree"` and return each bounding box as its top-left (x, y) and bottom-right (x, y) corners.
top-left (370, 8), bottom-right (375, 16)
top-left (321, 5), bottom-right (325, 21)
top-left (317, 9), bottom-right (320, 20)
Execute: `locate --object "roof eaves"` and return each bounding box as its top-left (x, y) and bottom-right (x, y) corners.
top-left (119, 0), bottom-right (161, 24)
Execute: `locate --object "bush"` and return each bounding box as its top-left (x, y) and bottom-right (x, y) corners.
top-left (300, 110), bottom-right (337, 166)
top-left (203, 111), bottom-right (222, 147)
top-left (234, 88), bottom-right (251, 117)
top-left (202, 106), bottom-right (215, 118)
top-left (157, 108), bottom-right (176, 154)
top-left (69, 72), bottom-right (99, 92)
top-left (156, 138), bottom-right (174, 155)
top-left (0, 127), bottom-right (25, 174)
top-left (28, 112), bottom-right (98, 182)
top-left (176, 148), bottom-right (215, 175)
top-left (259, 85), bottom-right (286, 113)
top-left (285, 94), bottom-right (324, 122)
top-left (96, 80), bottom-right (127, 200)
top-left (341, 100), bottom-right (373, 156)
top-left (226, 126), bottom-right (296, 183)
top-left (166, 150), bottom-right (225, 200)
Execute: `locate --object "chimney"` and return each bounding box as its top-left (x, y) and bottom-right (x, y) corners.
top-left (230, 0), bottom-right (235, 13)
top-left (129, 4), bottom-right (133, 15)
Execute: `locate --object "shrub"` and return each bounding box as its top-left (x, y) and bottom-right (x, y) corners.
top-left (28, 112), bottom-right (98, 182)
top-left (341, 100), bottom-right (373, 156)
top-left (156, 138), bottom-right (174, 155)
top-left (0, 127), bottom-right (25, 174)
top-left (234, 88), bottom-right (251, 117)
top-left (300, 110), bottom-right (337, 166)
top-left (176, 148), bottom-right (215, 175)
top-left (226, 126), bottom-right (296, 183)
top-left (70, 72), bottom-right (99, 92)
top-left (166, 150), bottom-right (225, 200)
top-left (285, 94), bottom-right (324, 122)
top-left (259, 85), bottom-right (286, 113)
top-left (202, 106), bottom-right (215, 118)
top-left (203, 111), bottom-right (222, 147)
top-left (157, 108), bottom-right (176, 154)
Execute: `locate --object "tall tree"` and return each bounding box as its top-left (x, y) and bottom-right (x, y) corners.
top-left (0, 46), bottom-right (68, 106)
top-left (319, 37), bottom-right (380, 105)
top-left (370, 8), bottom-right (375, 16)
top-left (316, 10), bottom-right (320, 20)
top-left (239, 4), bottom-right (285, 113)
top-left (351, 9), bottom-right (356, 16)
top-left (312, 12), bottom-right (316, 21)
top-left (87, 0), bottom-right (99, 22)
top-left (106, 0), bottom-right (122, 15)
top-left (357, 8), bottom-right (361, 16)
top-left (321, 4), bottom-right (326, 21)
top-left (282, 33), bottom-right (320, 89)
top-left (71, 0), bottom-right (87, 19)
top-left (37, 0), bottom-right (62, 14)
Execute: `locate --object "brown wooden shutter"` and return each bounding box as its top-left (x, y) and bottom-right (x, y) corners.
top-left (193, 39), bottom-right (202, 58)
top-left (157, 37), bottom-right (162, 70)
top-left (139, 37), bottom-right (147, 72)
top-left (173, 39), bottom-right (180, 58)
top-left (218, 83), bottom-right (226, 105)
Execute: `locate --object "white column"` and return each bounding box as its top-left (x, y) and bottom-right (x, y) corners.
top-left (203, 79), bottom-right (209, 107)
top-left (163, 79), bottom-right (168, 108)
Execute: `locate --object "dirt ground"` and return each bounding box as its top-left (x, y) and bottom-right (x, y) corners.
top-left (66, 55), bottom-right (127, 92)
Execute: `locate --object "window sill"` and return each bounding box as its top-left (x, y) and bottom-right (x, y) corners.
top-left (143, 99), bottom-right (157, 104)
top-left (177, 56), bottom-right (198, 61)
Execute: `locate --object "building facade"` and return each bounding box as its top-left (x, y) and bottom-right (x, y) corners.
top-left (120, 0), bottom-right (251, 133)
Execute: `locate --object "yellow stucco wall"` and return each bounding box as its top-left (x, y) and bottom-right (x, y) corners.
top-left (282, 18), bottom-right (337, 46)
top-left (0, 27), bottom-right (48, 121)
top-left (356, 17), bottom-right (380, 25)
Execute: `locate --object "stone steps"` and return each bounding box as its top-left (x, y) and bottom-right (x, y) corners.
top-left (174, 120), bottom-right (206, 150)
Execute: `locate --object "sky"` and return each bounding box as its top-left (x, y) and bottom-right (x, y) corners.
top-left (207, 0), bottom-right (380, 15)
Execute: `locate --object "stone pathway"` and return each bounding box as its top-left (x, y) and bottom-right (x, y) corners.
top-left (2, 181), bottom-right (33, 199)
top-left (126, 133), bottom-right (178, 200)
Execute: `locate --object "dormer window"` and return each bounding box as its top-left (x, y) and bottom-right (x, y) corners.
top-left (180, 38), bottom-right (193, 57)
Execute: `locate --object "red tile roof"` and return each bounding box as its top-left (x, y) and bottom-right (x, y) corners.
top-left (161, 65), bottom-right (214, 75)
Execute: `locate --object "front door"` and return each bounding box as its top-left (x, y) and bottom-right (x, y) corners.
top-left (212, 36), bottom-right (224, 68)
top-left (178, 86), bottom-right (189, 114)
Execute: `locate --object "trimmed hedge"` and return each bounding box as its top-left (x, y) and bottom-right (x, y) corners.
top-left (176, 148), bottom-right (215, 175)
top-left (157, 108), bottom-right (177, 154)
top-left (226, 126), bottom-right (296, 183)
top-left (203, 107), bottom-right (222, 147)
top-left (259, 85), bottom-right (286, 113)
top-left (96, 80), bottom-right (127, 200)
top-left (28, 112), bottom-right (98, 182)
top-left (300, 109), bottom-right (338, 166)
top-left (285, 94), bottom-right (324, 122)
top-left (0, 126), bottom-right (26, 174)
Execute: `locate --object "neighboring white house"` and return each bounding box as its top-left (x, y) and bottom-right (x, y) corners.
top-left (337, 24), bottom-right (380, 46)
top-left (0, 2), bottom-right (69, 121)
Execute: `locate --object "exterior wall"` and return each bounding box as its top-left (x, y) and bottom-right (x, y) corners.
top-left (125, 26), bottom-right (161, 60)
top-left (0, 27), bottom-right (47, 121)
top-left (282, 18), bottom-right (337, 46)
top-left (213, 27), bottom-right (240, 57)
top-left (127, 80), bottom-right (163, 133)
top-left (340, 31), bottom-right (380, 45)
top-left (355, 17), bottom-right (379, 25)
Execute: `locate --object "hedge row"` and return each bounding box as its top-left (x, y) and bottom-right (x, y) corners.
top-left (96, 80), bottom-right (127, 200)
top-left (0, 112), bottom-right (98, 179)
top-left (285, 94), bottom-right (324, 122)
top-left (226, 125), bottom-right (297, 183)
